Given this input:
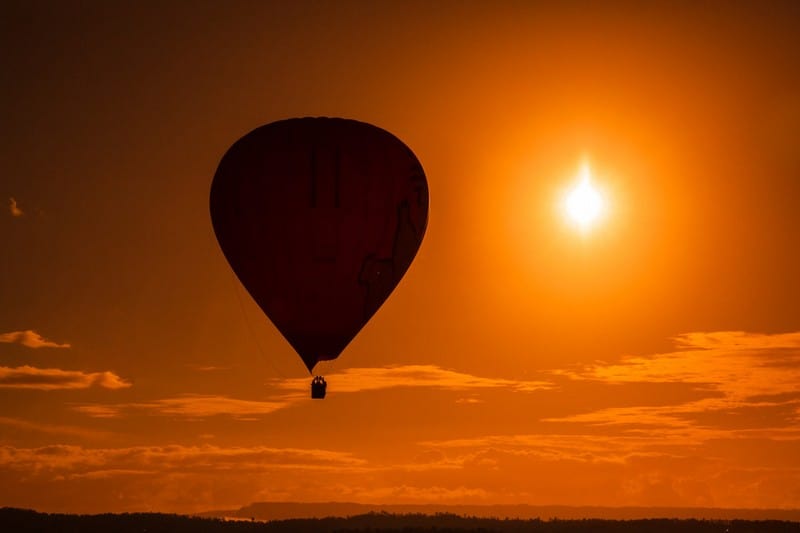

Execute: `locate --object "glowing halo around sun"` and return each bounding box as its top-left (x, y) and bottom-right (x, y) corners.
top-left (563, 163), bottom-right (606, 231)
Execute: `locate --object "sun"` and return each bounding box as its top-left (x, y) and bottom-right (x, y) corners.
top-left (563, 163), bottom-right (605, 231)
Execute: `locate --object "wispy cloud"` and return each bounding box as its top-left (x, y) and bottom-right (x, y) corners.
top-left (0, 366), bottom-right (130, 390)
top-left (553, 331), bottom-right (800, 423)
top-left (0, 330), bottom-right (71, 349)
top-left (185, 364), bottom-right (232, 372)
top-left (131, 394), bottom-right (296, 419)
top-left (673, 330), bottom-right (800, 351)
top-left (354, 485), bottom-right (490, 502)
top-left (560, 331), bottom-right (800, 397)
top-left (75, 365), bottom-right (551, 420)
top-left (65, 468), bottom-right (156, 480)
top-left (0, 416), bottom-right (111, 439)
top-left (75, 394), bottom-right (300, 419)
top-left (420, 433), bottom-right (671, 465)
top-left (276, 365), bottom-right (553, 395)
top-left (0, 443), bottom-right (366, 475)
top-left (71, 405), bottom-right (121, 418)
top-left (9, 197), bottom-right (23, 217)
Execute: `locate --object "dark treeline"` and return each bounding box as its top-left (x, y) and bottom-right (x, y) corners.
top-left (2, 508), bottom-right (799, 533)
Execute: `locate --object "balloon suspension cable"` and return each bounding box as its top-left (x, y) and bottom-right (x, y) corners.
top-left (228, 270), bottom-right (287, 379)
top-left (203, 224), bottom-right (288, 380)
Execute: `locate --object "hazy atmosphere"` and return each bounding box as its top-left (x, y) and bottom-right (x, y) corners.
top-left (2, 1), bottom-right (800, 514)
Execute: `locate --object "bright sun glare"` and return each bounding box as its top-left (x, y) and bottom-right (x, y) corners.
top-left (564, 164), bottom-right (605, 231)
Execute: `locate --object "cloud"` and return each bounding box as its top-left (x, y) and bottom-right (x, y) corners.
top-left (0, 330), bottom-right (71, 349)
top-left (0, 416), bottom-right (111, 439)
top-left (130, 394), bottom-right (296, 418)
top-left (353, 484), bottom-right (490, 502)
top-left (413, 430), bottom-right (800, 509)
top-left (456, 397), bottom-right (484, 404)
top-left (380, 331), bottom-right (800, 510)
top-left (0, 443), bottom-right (366, 476)
top-left (185, 364), bottom-right (232, 372)
top-left (71, 405), bottom-right (121, 418)
top-left (547, 330), bottom-right (800, 434)
top-left (0, 443), bottom-right (370, 513)
top-left (0, 366), bottom-right (130, 390)
top-left (563, 330), bottom-right (800, 398)
top-left (9, 197), bottom-right (23, 217)
top-left (420, 433), bottom-right (675, 465)
top-left (673, 330), bottom-right (800, 351)
top-left (64, 469), bottom-right (155, 480)
top-left (75, 365), bottom-right (551, 420)
top-left (275, 365), bottom-right (553, 395)
top-left (75, 394), bottom-right (300, 419)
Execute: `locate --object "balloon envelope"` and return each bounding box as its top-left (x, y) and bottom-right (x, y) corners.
top-left (210, 117), bottom-right (429, 372)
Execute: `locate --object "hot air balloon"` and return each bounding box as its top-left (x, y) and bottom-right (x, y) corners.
top-left (210, 117), bottom-right (429, 398)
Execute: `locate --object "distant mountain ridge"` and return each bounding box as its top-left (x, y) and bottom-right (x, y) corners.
top-left (201, 502), bottom-right (800, 522)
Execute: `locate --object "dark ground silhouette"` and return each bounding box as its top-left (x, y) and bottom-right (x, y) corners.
top-left (2, 508), bottom-right (799, 533)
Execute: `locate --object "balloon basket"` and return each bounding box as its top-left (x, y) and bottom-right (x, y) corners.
top-left (311, 376), bottom-right (327, 399)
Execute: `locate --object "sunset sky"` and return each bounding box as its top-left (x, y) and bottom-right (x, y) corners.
top-left (2, 0), bottom-right (800, 514)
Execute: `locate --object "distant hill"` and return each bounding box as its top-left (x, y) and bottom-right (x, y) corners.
top-left (201, 501), bottom-right (800, 522)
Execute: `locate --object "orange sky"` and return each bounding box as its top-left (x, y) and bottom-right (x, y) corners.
top-left (2, 0), bottom-right (800, 514)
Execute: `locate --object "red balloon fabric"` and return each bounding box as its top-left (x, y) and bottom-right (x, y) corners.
top-left (210, 118), bottom-right (429, 372)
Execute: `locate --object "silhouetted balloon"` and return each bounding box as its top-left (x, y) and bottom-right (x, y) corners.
top-left (210, 117), bottom-right (428, 373)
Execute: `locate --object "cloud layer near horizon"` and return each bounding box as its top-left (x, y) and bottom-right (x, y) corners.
top-left (0, 443), bottom-right (370, 512)
top-left (2, 331), bottom-right (799, 513)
